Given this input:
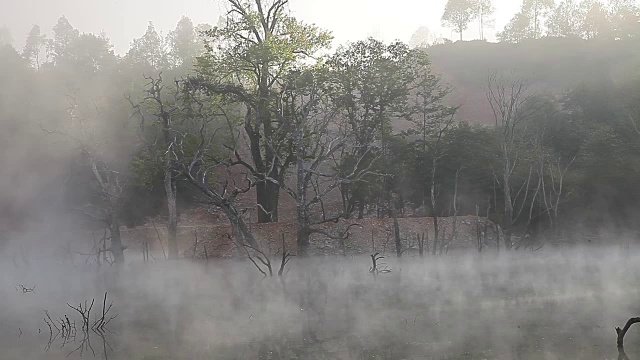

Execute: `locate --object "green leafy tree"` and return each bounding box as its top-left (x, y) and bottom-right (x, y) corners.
top-left (522, 0), bottom-right (556, 38)
top-left (474, 0), bottom-right (495, 40)
top-left (403, 50), bottom-right (458, 251)
top-left (281, 65), bottom-right (381, 253)
top-left (166, 16), bottom-right (202, 68)
top-left (48, 16), bottom-right (79, 64)
top-left (546, 0), bottom-right (582, 37)
top-left (409, 26), bottom-right (434, 48)
top-left (64, 33), bottom-right (117, 73)
top-left (22, 25), bottom-right (46, 70)
top-left (580, 0), bottom-right (612, 39)
top-left (580, 0), bottom-right (612, 38)
top-left (441, 0), bottom-right (476, 41)
top-left (196, 0), bottom-right (332, 223)
top-left (327, 39), bottom-right (422, 218)
top-left (498, 11), bottom-right (531, 42)
top-left (126, 22), bottom-right (167, 70)
top-left (609, 0), bottom-right (640, 39)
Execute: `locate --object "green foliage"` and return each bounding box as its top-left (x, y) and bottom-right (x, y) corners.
top-left (198, 1), bottom-right (332, 85)
top-left (48, 16), bottom-right (80, 64)
top-left (126, 22), bottom-right (167, 70)
top-left (9, 7), bottom-right (640, 238)
top-left (498, 12), bottom-right (532, 43)
top-left (62, 33), bottom-right (117, 73)
top-left (499, 0), bottom-right (554, 42)
top-left (581, 0), bottom-right (612, 38)
top-left (495, 0), bottom-right (640, 42)
top-left (523, 0), bottom-right (556, 36)
top-left (475, 0), bottom-right (496, 40)
top-left (547, 0), bottom-right (583, 37)
top-left (441, 0), bottom-right (476, 40)
top-left (22, 25), bottom-right (45, 69)
top-left (166, 16), bottom-right (204, 68)
top-left (609, 0), bottom-right (640, 39)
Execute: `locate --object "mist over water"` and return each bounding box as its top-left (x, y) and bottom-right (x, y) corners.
top-left (2, 246), bottom-right (639, 360)
top-left (4, 0), bottom-right (640, 359)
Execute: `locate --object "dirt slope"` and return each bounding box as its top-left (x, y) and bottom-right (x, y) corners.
top-left (122, 215), bottom-right (496, 259)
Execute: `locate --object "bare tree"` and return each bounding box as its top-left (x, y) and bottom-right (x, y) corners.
top-left (128, 73), bottom-right (180, 259)
top-left (616, 317), bottom-right (640, 354)
top-left (243, 234), bottom-right (293, 277)
top-left (428, 114), bottom-right (456, 255)
top-left (282, 68), bottom-right (378, 255)
top-left (486, 71), bottom-right (539, 250)
top-left (43, 94), bottom-right (127, 263)
top-left (135, 76), bottom-right (259, 249)
top-left (441, 167), bottom-right (462, 254)
top-left (538, 153), bottom-right (575, 241)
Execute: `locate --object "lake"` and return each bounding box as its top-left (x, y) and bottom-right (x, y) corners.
top-left (1, 246), bottom-right (638, 359)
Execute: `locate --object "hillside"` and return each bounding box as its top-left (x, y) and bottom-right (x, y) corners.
top-left (121, 214), bottom-right (497, 259)
top-left (426, 37), bottom-right (640, 124)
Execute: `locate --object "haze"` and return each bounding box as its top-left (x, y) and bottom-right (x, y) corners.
top-left (1, 0), bottom-right (521, 53)
top-left (4, 0), bottom-right (640, 359)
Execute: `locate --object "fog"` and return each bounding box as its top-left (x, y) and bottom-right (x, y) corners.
top-left (2, 245), bottom-right (640, 359)
top-left (1, 0), bottom-right (522, 53)
top-left (4, 0), bottom-right (640, 359)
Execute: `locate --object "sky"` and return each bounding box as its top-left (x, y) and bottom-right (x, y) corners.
top-left (1, 0), bottom-right (522, 54)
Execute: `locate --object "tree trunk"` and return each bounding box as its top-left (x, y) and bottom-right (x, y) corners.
top-left (254, 63), bottom-right (280, 224)
top-left (432, 216), bottom-right (439, 256)
top-left (162, 105), bottom-right (179, 259)
top-left (295, 124), bottom-right (310, 256)
top-left (503, 162), bottom-right (513, 250)
top-left (165, 166), bottom-right (179, 260)
top-left (392, 207), bottom-right (402, 257)
top-left (256, 181), bottom-right (279, 223)
top-left (224, 207), bottom-right (258, 249)
top-left (109, 215), bottom-right (125, 264)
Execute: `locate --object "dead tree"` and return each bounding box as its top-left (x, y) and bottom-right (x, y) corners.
top-left (243, 235), bottom-right (293, 278)
top-left (425, 116), bottom-right (456, 256)
top-left (75, 230), bottom-right (114, 266)
top-left (128, 73), bottom-right (182, 259)
top-left (540, 154), bottom-right (576, 241)
top-left (476, 205), bottom-right (484, 252)
top-left (16, 284), bottom-right (35, 294)
top-left (416, 232), bottom-right (426, 256)
top-left (281, 68), bottom-right (380, 255)
top-left (43, 93), bottom-right (127, 264)
top-left (521, 161), bottom-right (542, 249)
top-left (486, 71), bottom-right (539, 250)
top-left (441, 167), bottom-right (462, 254)
top-left (403, 53), bottom-right (458, 255)
top-left (393, 205), bottom-right (402, 257)
top-left (277, 234), bottom-right (294, 277)
top-left (44, 293), bottom-right (117, 357)
top-left (369, 252), bottom-right (392, 275)
top-left (150, 219), bottom-right (168, 260)
top-left (138, 77), bottom-right (259, 249)
top-left (616, 317), bottom-right (640, 350)
top-left (88, 161), bottom-right (127, 264)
